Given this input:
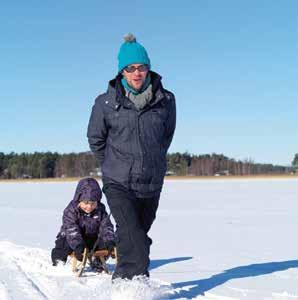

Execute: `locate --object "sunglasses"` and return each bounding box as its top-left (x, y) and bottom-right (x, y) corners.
top-left (124, 64), bottom-right (149, 73)
top-left (80, 200), bottom-right (97, 205)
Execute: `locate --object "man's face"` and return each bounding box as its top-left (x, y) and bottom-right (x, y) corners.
top-left (122, 64), bottom-right (149, 91)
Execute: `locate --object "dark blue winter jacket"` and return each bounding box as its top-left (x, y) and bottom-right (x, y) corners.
top-left (57, 178), bottom-right (115, 250)
top-left (87, 71), bottom-right (176, 197)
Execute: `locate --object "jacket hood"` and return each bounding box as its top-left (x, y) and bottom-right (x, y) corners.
top-left (72, 177), bottom-right (102, 204)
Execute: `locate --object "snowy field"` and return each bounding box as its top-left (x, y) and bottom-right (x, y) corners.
top-left (0, 178), bottom-right (298, 300)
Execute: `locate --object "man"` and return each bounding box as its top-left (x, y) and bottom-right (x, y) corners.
top-left (87, 34), bottom-right (176, 280)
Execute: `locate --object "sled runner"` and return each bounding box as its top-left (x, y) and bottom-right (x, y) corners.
top-left (71, 247), bottom-right (89, 277)
top-left (71, 247), bottom-right (117, 277)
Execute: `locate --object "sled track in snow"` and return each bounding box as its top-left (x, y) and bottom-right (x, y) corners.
top-left (0, 241), bottom-right (174, 300)
top-left (0, 280), bottom-right (9, 300)
top-left (12, 258), bottom-right (50, 300)
top-left (0, 241), bottom-right (58, 300)
top-left (2, 241), bottom-right (298, 300)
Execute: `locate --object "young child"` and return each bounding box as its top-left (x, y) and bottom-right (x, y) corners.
top-left (51, 177), bottom-right (115, 268)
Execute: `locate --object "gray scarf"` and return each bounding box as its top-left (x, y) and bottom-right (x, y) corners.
top-left (125, 84), bottom-right (153, 110)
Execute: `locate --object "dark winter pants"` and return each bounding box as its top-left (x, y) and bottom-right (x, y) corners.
top-left (51, 234), bottom-right (104, 265)
top-left (103, 184), bottom-right (160, 280)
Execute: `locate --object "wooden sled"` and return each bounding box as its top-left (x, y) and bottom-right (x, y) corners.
top-left (71, 247), bottom-right (89, 277)
top-left (71, 247), bottom-right (117, 277)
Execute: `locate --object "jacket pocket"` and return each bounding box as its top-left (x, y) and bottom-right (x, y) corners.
top-left (102, 144), bottom-right (133, 183)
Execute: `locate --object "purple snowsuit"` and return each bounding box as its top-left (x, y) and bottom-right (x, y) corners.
top-left (56, 178), bottom-right (115, 250)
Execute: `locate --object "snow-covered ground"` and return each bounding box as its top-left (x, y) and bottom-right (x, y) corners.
top-left (0, 178), bottom-right (298, 300)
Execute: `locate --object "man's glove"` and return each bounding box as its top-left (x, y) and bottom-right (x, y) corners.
top-left (74, 243), bottom-right (85, 261)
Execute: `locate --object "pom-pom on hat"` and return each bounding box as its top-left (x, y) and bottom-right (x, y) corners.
top-left (118, 33), bottom-right (151, 72)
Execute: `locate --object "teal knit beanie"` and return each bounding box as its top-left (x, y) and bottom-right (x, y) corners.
top-left (118, 34), bottom-right (151, 72)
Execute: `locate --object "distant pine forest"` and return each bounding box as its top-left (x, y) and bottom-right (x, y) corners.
top-left (0, 152), bottom-right (296, 179)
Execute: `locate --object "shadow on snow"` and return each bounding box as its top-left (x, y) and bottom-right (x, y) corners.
top-left (170, 259), bottom-right (298, 299)
top-left (103, 256), bottom-right (193, 274)
top-left (149, 257), bottom-right (193, 271)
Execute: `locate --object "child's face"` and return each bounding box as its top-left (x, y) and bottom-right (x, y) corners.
top-left (78, 200), bottom-right (97, 213)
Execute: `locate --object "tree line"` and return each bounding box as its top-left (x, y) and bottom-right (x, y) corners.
top-left (0, 151), bottom-right (293, 179)
top-left (292, 154), bottom-right (298, 167)
top-left (168, 153), bottom-right (290, 176)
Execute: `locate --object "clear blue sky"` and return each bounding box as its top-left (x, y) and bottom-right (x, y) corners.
top-left (1, 1), bottom-right (297, 166)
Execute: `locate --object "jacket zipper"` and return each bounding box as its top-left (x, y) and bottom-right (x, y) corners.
top-left (136, 112), bottom-right (144, 174)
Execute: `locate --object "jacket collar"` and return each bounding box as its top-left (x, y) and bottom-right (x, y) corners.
top-left (106, 71), bottom-right (166, 110)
